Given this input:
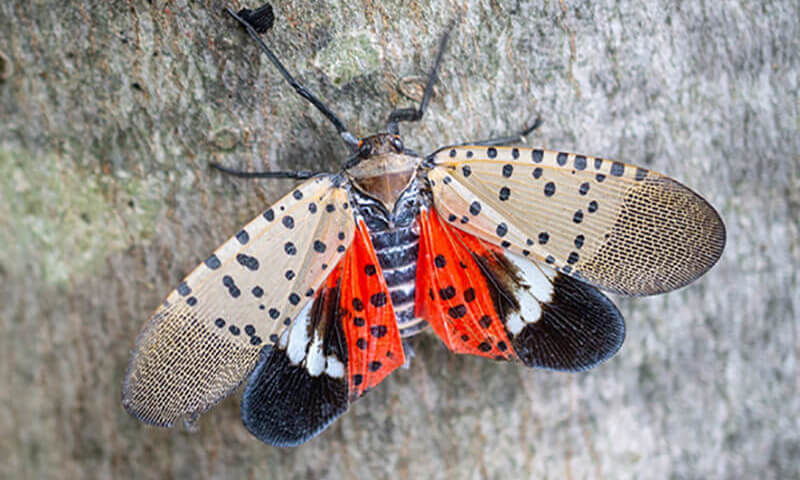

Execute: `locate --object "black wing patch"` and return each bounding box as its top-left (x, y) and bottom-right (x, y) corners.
top-left (241, 277), bottom-right (349, 447)
top-left (509, 273), bottom-right (625, 372)
top-left (469, 241), bottom-right (625, 372)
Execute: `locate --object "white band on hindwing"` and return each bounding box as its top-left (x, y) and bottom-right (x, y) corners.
top-left (278, 300), bottom-right (345, 378)
top-left (503, 250), bottom-right (556, 335)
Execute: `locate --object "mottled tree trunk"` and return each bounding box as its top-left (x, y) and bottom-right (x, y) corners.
top-left (1, 0), bottom-right (798, 478)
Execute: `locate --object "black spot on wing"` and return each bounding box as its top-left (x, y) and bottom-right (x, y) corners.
top-left (463, 287), bottom-right (476, 302)
top-left (205, 254), bottom-right (221, 270)
top-left (177, 282), bottom-right (191, 296)
top-left (236, 254), bottom-right (259, 271)
top-left (370, 292), bottom-right (387, 307)
top-left (510, 274), bottom-right (625, 372)
top-left (439, 286), bottom-right (456, 300)
top-left (222, 275), bottom-right (241, 298)
top-left (370, 325), bottom-right (388, 338)
top-left (469, 201), bottom-right (482, 215)
top-left (499, 187), bottom-right (510, 201)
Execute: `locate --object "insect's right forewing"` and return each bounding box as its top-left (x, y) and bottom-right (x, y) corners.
top-left (122, 175), bottom-right (355, 427)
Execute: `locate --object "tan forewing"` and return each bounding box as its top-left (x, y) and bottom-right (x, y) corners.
top-left (122, 175), bottom-right (356, 427)
top-left (427, 146), bottom-right (725, 295)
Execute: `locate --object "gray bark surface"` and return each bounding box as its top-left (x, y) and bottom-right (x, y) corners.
top-left (1, 0), bottom-right (798, 478)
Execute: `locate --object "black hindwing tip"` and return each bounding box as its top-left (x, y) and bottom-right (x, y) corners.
top-left (241, 346), bottom-right (349, 447)
top-left (512, 274), bottom-right (626, 372)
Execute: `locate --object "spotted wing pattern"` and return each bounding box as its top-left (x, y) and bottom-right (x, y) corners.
top-left (427, 146), bottom-right (726, 295)
top-left (417, 208), bottom-right (625, 371)
top-left (337, 220), bottom-right (406, 398)
top-left (122, 175), bottom-right (356, 428)
top-left (416, 207), bottom-right (515, 360)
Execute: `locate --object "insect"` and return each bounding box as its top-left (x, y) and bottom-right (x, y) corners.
top-left (122, 4), bottom-right (726, 447)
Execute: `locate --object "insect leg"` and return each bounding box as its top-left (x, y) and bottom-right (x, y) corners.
top-left (210, 161), bottom-right (319, 180)
top-left (225, 7), bottom-right (359, 149)
top-left (386, 28), bottom-right (452, 133)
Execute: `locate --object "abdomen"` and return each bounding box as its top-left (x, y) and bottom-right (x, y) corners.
top-left (352, 178), bottom-right (427, 337)
top-left (369, 225), bottom-right (426, 337)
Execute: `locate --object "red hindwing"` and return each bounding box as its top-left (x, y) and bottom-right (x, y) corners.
top-left (336, 220), bottom-right (405, 398)
top-left (415, 208), bottom-right (516, 360)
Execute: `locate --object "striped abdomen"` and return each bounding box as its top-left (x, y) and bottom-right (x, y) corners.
top-left (370, 225), bottom-right (424, 336)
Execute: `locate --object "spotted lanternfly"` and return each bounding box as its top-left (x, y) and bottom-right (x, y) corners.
top-left (122, 4), bottom-right (726, 447)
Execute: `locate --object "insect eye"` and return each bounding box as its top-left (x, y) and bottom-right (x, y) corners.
top-left (358, 141), bottom-right (373, 159)
top-left (391, 137), bottom-right (404, 152)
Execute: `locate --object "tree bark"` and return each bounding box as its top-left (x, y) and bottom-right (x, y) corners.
top-left (1, 0), bottom-right (798, 478)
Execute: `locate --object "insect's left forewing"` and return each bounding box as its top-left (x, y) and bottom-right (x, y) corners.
top-left (427, 146), bottom-right (726, 295)
top-left (122, 175), bottom-right (355, 428)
